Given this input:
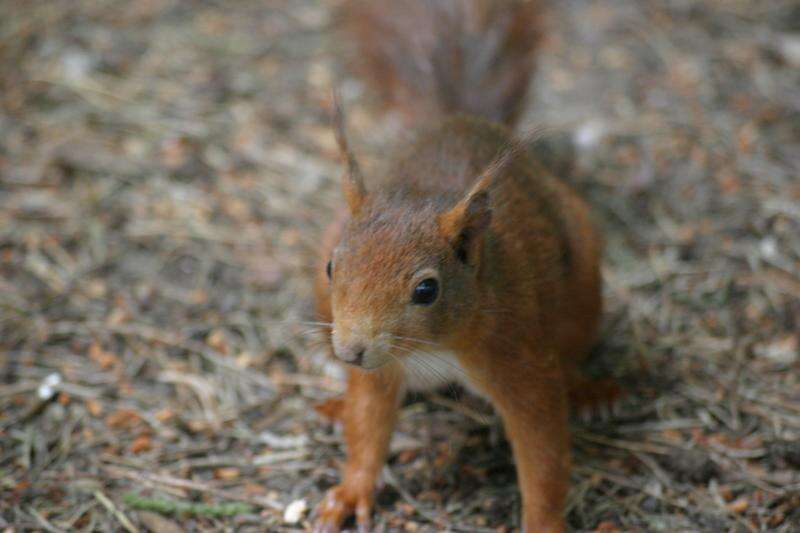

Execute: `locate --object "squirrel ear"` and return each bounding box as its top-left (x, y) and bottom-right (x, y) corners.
top-left (438, 175), bottom-right (492, 265)
top-left (331, 92), bottom-right (367, 214)
top-left (341, 168), bottom-right (366, 214)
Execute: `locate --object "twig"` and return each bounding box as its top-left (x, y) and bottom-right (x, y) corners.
top-left (102, 464), bottom-right (282, 511)
top-left (382, 466), bottom-right (495, 533)
top-left (28, 507), bottom-right (68, 533)
top-left (94, 490), bottom-right (139, 533)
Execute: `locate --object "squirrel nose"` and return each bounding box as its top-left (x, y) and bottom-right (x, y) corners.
top-left (336, 343), bottom-right (366, 366)
top-left (331, 327), bottom-right (371, 366)
top-left (347, 345), bottom-right (366, 366)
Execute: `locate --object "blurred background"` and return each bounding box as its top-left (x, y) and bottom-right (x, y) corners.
top-left (1, 0), bottom-right (798, 531)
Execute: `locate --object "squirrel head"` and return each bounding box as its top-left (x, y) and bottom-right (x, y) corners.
top-left (326, 169), bottom-right (492, 370)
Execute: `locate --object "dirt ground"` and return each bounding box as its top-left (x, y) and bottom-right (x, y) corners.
top-left (1, 1), bottom-right (799, 531)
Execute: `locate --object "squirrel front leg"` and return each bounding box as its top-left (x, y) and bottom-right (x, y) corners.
top-left (314, 365), bottom-right (403, 532)
top-left (466, 350), bottom-right (570, 533)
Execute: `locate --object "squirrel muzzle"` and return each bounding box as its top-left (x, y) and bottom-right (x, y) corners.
top-left (331, 320), bottom-right (393, 370)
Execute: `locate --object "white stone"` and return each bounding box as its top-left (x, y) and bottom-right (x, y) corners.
top-left (283, 499), bottom-right (307, 524)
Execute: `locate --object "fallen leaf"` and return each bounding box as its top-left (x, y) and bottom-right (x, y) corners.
top-left (727, 497), bottom-right (749, 514)
top-left (214, 467), bottom-right (240, 480)
top-left (138, 510), bottom-right (185, 533)
top-left (244, 482), bottom-right (266, 496)
top-left (155, 408), bottom-right (174, 423)
top-left (130, 435), bottom-right (153, 454)
top-left (105, 409), bottom-right (143, 430)
top-left (207, 328), bottom-right (228, 353)
top-left (89, 342), bottom-right (119, 369)
top-left (86, 399), bottom-right (103, 417)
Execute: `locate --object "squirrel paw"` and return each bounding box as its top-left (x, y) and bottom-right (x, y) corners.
top-left (569, 378), bottom-right (623, 423)
top-left (313, 484), bottom-right (372, 533)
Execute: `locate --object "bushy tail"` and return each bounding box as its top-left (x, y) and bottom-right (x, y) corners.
top-left (339, 0), bottom-right (543, 129)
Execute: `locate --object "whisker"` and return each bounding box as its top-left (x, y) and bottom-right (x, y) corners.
top-left (388, 343), bottom-right (454, 391)
top-left (388, 333), bottom-right (439, 347)
top-left (280, 320), bottom-right (333, 327)
top-left (410, 354), bottom-right (451, 386)
top-left (283, 326), bottom-right (330, 342)
top-left (385, 350), bottom-right (427, 388)
top-left (388, 342), bottom-right (418, 355)
top-left (422, 350), bottom-right (476, 383)
top-left (390, 343), bottom-right (470, 400)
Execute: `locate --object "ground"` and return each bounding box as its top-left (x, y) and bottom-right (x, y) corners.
top-left (1, 0), bottom-right (799, 531)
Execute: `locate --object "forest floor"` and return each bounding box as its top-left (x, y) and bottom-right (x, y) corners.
top-left (1, 0), bottom-right (799, 531)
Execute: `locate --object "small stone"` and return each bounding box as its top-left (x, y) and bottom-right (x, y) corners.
top-left (778, 34), bottom-right (800, 68)
top-left (37, 372), bottom-right (62, 400)
top-left (283, 499), bottom-right (307, 524)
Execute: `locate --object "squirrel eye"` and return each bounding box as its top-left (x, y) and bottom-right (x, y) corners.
top-left (326, 260), bottom-right (332, 280)
top-left (411, 278), bottom-right (439, 305)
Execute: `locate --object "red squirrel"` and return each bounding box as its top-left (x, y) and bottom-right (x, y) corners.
top-left (312, 1), bottom-right (604, 531)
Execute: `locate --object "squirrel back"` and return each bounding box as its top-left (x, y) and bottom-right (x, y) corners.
top-left (339, 0), bottom-right (543, 128)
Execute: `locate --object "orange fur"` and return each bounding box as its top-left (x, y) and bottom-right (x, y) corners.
top-left (339, 0), bottom-right (542, 129)
top-left (312, 1), bottom-right (603, 531)
top-left (315, 366), bottom-right (404, 530)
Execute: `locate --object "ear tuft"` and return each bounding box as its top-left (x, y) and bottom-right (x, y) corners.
top-left (341, 169), bottom-right (366, 214)
top-left (332, 91), bottom-right (367, 214)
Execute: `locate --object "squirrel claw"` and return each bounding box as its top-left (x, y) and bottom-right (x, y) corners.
top-left (570, 378), bottom-right (623, 423)
top-left (314, 484), bottom-right (373, 533)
